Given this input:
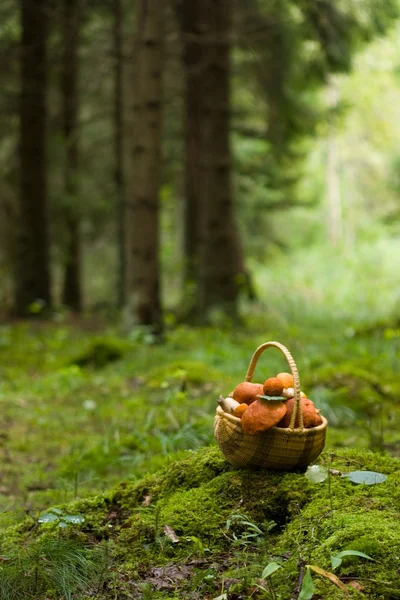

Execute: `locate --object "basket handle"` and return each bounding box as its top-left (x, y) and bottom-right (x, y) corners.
top-left (245, 341), bottom-right (303, 430)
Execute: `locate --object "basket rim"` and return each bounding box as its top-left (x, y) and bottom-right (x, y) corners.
top-left (215, 405), bottom-right (328, 435)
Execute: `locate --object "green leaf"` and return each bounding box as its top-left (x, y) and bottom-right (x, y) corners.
top-left (343, 471), bottom-right (387, 485)
top-left (58, 521), bottom-right (68, 528)
top-left (62, 514), bottom-right (85, 524)
top-left (305, 465), bottom-right (328, 483)
top-left (38, 512), bottom-right (59, 523)
top-left (299, 567), bottom-right (314, 600)
top-left (262, 562), bottom-right (282, 579)
top-left (257, 395), bottom-right (286, 402)
top-left (50, 508), bottom-right (63, 515)
top-left (331, 550), bottom-right (373, 570)
top-left (237, 520), bottom-right (263, 534)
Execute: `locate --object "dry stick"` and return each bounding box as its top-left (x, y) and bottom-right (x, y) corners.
top-left (328, 453), bottom-right (334, 510)
top-left (292, 557), bottom-right (307, 600)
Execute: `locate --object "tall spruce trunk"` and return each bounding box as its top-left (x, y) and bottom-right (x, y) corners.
top-left (181, 0), bottom-right (205, 299)
top-left (62, 0), bottom-right (81, 311)
top-left (114, 0), bottom-right (126, 309)
top-left (127, 0), bottom-right (164, 332)
top-left (15, 0), bottom-right (51, 315)
top-left (198, 0), bottom-right (238, 318)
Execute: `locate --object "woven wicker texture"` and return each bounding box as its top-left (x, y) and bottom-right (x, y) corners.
top-left (214, 341), bottom-right (327, 470)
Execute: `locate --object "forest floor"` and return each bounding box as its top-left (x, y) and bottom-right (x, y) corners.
top-left (0, 308), bottom-right (399, 598)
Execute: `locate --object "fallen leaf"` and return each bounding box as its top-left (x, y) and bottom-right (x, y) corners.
top-left (144, 563), bottom-right (192, 590)
top-left (343, 470), bottom-right (387, 485)
top-left (305, 465), bottom-right (328, 483)
top-left (164, 525), bottom-right (180, 543)
top-left (329, 469), bottom-right (342, 476)
top-left (308, 564), bottom-right (348, 594)
top-left (348, 580), bottom-right (364, 591)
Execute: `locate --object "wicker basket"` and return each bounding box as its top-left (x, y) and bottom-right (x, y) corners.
top-left (214, 341), bottom-right (328, 470)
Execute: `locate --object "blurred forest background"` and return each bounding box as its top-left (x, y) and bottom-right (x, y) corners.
top-left (0, 3), bottom-right (400, 598)
top-left (1, 0), bottom-right (400, 329)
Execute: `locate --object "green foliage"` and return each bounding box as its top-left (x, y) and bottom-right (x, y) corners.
top-left (0, 538), bottom-right (106, 600)
top-left (299, 566), bottom-right (314, 599)
top-left (331, 549), bottom-right (373, 570)
top-left (38, 508), bottom-right (85, 528)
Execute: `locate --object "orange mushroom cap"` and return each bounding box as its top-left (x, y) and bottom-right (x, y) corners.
top-left (232, 382), bottom-right (264, 405)
top-left (263, 377), bottom-right (284, 397)
top-left (276, 372), bottom-right (294, 389)
top-left (277, 397), bottom-right (320, 429)
top-left (241, 399), bottom-right (287, 435)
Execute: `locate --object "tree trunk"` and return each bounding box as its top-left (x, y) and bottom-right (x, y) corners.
top-left (181, 0), bottom-right (205, 297)
top-left (197, 0), bottom-right (238, 319)
top-left (114, 0), bottom-right (126, 309)
top-left (61, 0), bottom-right (82, 312)
top-left (15, 0), bottom-right (51, 315)
top-left (127, 0), bottom-right (165, 333)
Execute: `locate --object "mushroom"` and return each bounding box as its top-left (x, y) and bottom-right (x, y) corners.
top-left (232, 382), bottom-right (264, 405)
top-left (282, 388), bottom-right (307, 399)
top-left (217, 396), bottom-right (240, 414)
top-left (241, 398), bottom-right (287, 435)
top-left (232, 403), bottom-right (249, 418)
top-left (276, 372), bottom-right (294, 389)
top-left (277, 397), bottom-right (321, 429)
top-left (314, 409), bottom-right (323, 426)
top-left (263, 377), bottom-right (284, 397)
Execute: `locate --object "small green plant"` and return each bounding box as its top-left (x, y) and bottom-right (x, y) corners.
top-left (298, 549), bottom-right (373, 598)
top-left (255, 562), bottom-right (282, 599)
top-left (254, 548), bottom-right (373, 599)
top-left (225, 513), bottom-right (276, 547)
top-left (184, 535), bottom-right (210, 556)
top-left (331, 549), bottom-right (373, 570)
top-left (38, 507), bottom-right (85, 529)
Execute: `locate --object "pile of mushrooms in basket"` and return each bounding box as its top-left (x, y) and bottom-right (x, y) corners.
top-left (218, 372), bottom-right (323, 434)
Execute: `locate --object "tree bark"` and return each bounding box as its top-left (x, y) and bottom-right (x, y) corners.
top-left (114, 0), bottom-right (126, 309)
top-left (61, 0), bottom-right (82, 312)
top-left (180, 0), bottom-right (205, 296)
top-left (197, 0), bottom-right (238, 319)
top-left (127, 0), bottom-right (165, 333)
top-left (15, 0), bottom-right (51, 315)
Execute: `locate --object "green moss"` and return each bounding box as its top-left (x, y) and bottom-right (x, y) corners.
top-left (145, 360), bottom-right (225, 388)
top-left (1, 446), bottom-right (399, 599)
top-left (71, 337), bottom-right (130, 368)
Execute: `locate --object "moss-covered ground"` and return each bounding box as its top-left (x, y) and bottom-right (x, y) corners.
top-left (0, 312), bottom-right (399, 598)
top-left (0, 446), bottom-right (399, 599)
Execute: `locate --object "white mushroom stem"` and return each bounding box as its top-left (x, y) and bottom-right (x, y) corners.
top-left (218, 396), bottom-right (240, 414)
top-left (282, 387), bottom-right (294, 398)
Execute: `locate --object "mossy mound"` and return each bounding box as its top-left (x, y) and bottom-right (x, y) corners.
top-left (70, 337), bottom-right (130, 368)
top-left (0, 446), bottom-right (399, 599)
